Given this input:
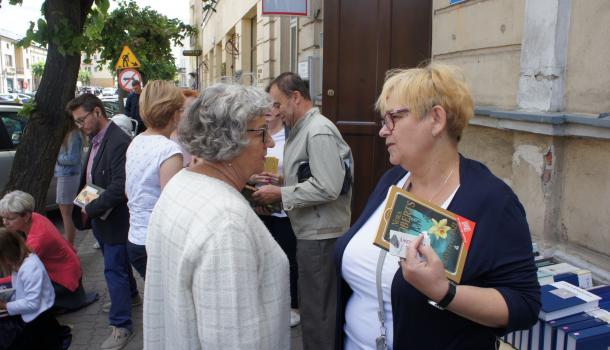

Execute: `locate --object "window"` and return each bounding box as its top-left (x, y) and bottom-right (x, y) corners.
top-left (251, 16), bottom-right (257, 76)
top-left (4, 55), bottom-right (13, 67)
top-left (26, 58), bottom-right (30, 69)
top-left (6, 79), bottom-right (14, 92)
top-left (290, 17), bottom-right (298, 72)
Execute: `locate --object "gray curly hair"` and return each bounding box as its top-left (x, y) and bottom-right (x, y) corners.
top-left (178, 83), bottom-right (272, 162)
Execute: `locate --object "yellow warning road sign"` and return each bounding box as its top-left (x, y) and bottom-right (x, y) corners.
top-left (115, 45), bottom-right (141, 70)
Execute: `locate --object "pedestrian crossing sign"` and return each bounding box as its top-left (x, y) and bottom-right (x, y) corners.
top-left (115, 45), bottom-right (141, 70)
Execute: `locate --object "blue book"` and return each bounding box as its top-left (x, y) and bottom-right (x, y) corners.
top-left (538, 264), bottom-right (593, 289)
top-left (554, 271), bottom-right (593, 289)
top-left (588, 285), bottom-right (610, 297)
top-left (530, 320), bottom-right (544, 350)
top-left (505, 331), bottom-right (514, 347)
top-left (513, 330), bottom-right (521, 348)
top-left (520, 328), bottom-right (529, 350)
top-left (556, 318), bottom-right (607, 350)
top-left (543, 313), bottom-right (595, 350)
top-left (535, 257), bottom-right (556, 268)
top-left (565, 324), bottom-right (610, 350)
top-left (588, 285), bottom-right (610, 305)
top-left (539, 282), bottom-right (601, 321)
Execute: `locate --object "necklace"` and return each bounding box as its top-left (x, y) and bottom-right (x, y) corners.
top-left (404, 165), bottom-right (456, 204)
top-left (201, 162), bottom-right (241, 190)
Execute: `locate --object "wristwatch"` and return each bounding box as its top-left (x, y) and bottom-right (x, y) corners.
top-left (428, 280), bottom-right (457, 310)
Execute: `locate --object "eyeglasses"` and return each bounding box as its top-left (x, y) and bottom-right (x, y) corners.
top-left (74, 110), bottom-right (95, 126)
top-left (380, 107), bottom-right (409, 131)
top-left (247, 125), bottom-right (269, 142)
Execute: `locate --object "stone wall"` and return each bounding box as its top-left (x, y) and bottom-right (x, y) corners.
top-left (437, 0), bottom-right (610, 280)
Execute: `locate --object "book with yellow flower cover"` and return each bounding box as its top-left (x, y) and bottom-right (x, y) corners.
top-left (373, 185), bottom-right (476, 283)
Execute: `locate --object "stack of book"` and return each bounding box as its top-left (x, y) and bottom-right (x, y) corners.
top-left (535, 260), bottom-right (593, 289)
top-left (502, 280), bottom-right (610, 349)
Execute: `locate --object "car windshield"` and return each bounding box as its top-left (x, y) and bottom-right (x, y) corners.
top-left (0, 110), bottom-right (26, 149)
top-left (102, 100), bottom-right (119, 117)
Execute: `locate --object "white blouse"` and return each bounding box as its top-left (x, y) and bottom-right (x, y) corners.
top-left (342, 173), bottom-right (458, 349)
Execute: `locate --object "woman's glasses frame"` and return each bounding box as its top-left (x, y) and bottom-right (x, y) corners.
top-left (379, 107), bottom-right (410, 131)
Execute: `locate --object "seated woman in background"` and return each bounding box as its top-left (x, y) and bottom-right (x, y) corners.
top-left (0, 190), bottom-right (97, 312)
top-left (0, 228), bottom-right (71, 349)
top-left (144, 83), bottom-right (289, 349)
top-left (334, 63), bottom-right (540, 350)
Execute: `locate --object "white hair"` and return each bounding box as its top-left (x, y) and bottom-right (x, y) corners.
top-left (0, 190), bottom-right (35, 215)
top-left (178, 83), bottom-right (271, 161)
top-left (110, 114), bottom-right (136, 138)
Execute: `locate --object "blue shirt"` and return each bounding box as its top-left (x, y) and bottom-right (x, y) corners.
top-left (54, 130), bottom-right (83, 177)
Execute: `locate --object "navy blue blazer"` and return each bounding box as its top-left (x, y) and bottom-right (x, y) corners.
top-left (335, 155), bottom-right (540, 350)
top-left (75, 122), bottom-right (131, 245)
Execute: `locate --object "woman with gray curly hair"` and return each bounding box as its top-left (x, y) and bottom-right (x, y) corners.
top-left (143, 83), bottom-right (290, 350)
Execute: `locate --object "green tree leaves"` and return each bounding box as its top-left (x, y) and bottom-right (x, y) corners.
top-left (78, 69), bottom-right (91, 85)
top-left (92, 0), bottom-right (196, 81)
top-left (31, 61), bottom-right (45, 78)
top-left (9, 0), bottom-right (194, 82)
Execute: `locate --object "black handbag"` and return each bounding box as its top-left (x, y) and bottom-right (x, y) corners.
top-left (297, 161), bottom-right (352, 195)
top-left (71, 205), bottom-right (91, 231)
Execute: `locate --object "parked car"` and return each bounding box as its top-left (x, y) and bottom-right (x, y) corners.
top-left (0, 102), bottom-right (58, 210)
top-left (79, 86), bottom-right (95, 95)
top-left (101, 99), bottom-right (120, 117)
top-left (16, 94), bottom-right (31, 103)
top-left (102, 87), bottom-right (117, 97)
top-left (0, 93), bottom-right (30, 104)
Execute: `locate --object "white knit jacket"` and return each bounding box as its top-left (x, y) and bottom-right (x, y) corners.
top-left (144, 170), bottom-right (290, 350)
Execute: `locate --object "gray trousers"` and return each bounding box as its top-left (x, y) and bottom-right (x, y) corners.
top-left (296, 238), bottom-right (337, 350)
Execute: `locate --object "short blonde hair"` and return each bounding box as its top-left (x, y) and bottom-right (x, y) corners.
top-left (139, 80), bottom-right (184, 129)
top-left (376, 63), bottom-right (474, 142)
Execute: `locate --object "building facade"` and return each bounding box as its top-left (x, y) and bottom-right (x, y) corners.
top-left (190, 0), bottom-right (610, 280)
top-left (0, 28), bottom-right (47, 94)
top-left (80, 52), bottom-right (115, 88)
top-left (187, 0), bottom-right (322, 98)
top-left (434, 0), bottom-right (610, 280)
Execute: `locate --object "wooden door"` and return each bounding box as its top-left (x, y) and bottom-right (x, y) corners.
top-left (323, 0), bottom-right (432, 220)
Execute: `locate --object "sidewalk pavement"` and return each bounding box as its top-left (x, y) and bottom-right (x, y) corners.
top-left (57, 227), bottom-right (303, 350)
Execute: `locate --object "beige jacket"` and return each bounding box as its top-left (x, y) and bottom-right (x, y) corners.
top-left (281, 108), bottom-right (353, 240)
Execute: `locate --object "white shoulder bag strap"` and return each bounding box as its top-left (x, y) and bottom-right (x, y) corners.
top-left (376, 249), bottom-right (388, 350)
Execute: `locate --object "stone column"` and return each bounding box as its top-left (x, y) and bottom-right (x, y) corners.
top-left (256, 3), bottom-right (276, 87)
top-left (517, 0), bottom-right (571, 112)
